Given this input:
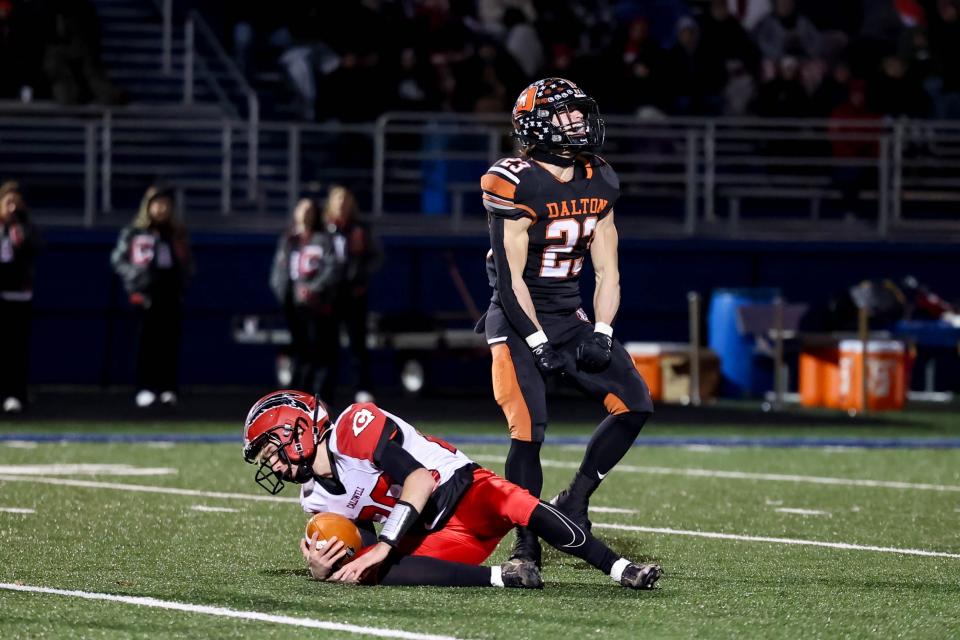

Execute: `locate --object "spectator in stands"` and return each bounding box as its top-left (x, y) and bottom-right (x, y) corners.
top-left (322, 185), bottom-right (382, 405)
top-left (829, 79), bottom-right (881, 219)
top-left (870, 54), bottom-right (931, 116)
top-left (225, 1), bottom-right (292, 78)
top-left (391, 47), bottom-right (442, 112)
top-left (0, 0), bottom-right (22, 98)
top-left (726, 0), bottom-right (772, 30)
top-left (699, 0), bottom-right (762, 115)
top-left (757, 55), bottom-right (814, 116)
top-left (270, 198), bottom-right (341, 401)
top-left (43, 0), bottom-right (125, 105)
top-left (502, 7), bottom-right (543, 79)
top-left (812, 61), bottom-right (854, 115)
top-left (700, 0), bottom-right (761, 76)
top-left (0, 0), bottom-right (46, 101)
top-left (477, 0), bottom-right (536, 38)
top-left (753, 0), bottom-right (823, 64)
top-left (604, 17), bottom-right (666, 115)
top-left (0, 181), bottom-right (40, 414)
top-left (111, 186), bottom-right (193, 408)
top-left (663, 16), bottom-right (726, 115)
top-left (928, 0), bottom-right (960, 118)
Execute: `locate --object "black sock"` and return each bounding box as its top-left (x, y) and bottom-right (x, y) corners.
top-left (527, 503), bottom-right (619, 574)
top-left (375, 555), bottom-right (493, 587)
top-left (505, 440), bottom-right (543, 498)
top-left (576, 411), bottom-right (650, 492)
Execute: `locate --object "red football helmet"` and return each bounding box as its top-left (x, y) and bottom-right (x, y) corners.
top-left (242, 390), bottom-right (331, 494)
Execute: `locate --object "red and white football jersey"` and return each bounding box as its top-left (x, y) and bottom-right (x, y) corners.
top-left (300, 403), bottom-right (475, 530)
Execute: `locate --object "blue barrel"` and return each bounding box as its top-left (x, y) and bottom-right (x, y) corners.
top-left (707, 288), bottom-right (779, 398)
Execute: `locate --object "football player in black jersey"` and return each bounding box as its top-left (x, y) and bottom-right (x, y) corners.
top-left (477, 78), bottom-right (654, 566)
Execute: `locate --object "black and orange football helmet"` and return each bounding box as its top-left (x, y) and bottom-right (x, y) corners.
top-left (242, 390), bottom-right (331, 494)
top-left (512, 77), bottom-right (605, 151)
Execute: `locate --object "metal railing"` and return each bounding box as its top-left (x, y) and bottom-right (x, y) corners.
top-left (2, 106), bottom-right (960, 237)
top-left (182, 10), bottom-right (260, 200)
top-left (146, 2), bottom-right (259, 200)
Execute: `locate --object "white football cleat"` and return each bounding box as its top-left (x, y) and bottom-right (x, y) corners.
top-left (159, 391), bottom-right (178, 406)
top-left (3, 397), bottom-right (23, 413)
top-left (135, 390), bottom-right (156, 408)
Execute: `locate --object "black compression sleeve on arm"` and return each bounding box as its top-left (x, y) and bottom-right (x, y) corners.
top-left (490, 217), bottom-right (538, 338)
top-left (376, 440), bottom-right (424, 486)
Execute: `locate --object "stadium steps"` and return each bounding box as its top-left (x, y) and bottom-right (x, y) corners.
top-left (80, 0), bottom-right (290, 220)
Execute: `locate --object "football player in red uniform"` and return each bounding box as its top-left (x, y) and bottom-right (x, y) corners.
top-left (477, 78), bottom-right (654, 565)
top-left (243, 390), bottom-right (661, 590)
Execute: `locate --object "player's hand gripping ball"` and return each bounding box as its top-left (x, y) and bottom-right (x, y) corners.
top-left (304, 513), bottom-right (363, 566)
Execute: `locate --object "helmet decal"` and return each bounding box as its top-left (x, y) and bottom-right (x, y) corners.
top-left (512, 78), bottom-right (605, 152)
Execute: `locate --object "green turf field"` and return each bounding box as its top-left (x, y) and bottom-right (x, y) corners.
top-left (1, 410), bottom-right (959, 639)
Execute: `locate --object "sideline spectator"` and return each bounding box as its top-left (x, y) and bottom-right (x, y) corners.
top-left (322, 185), bottom-right (382, 404)
top-left (43, 0), bottom-right (125, 105)
top-left (0, 181), bottom-right (40, 414)
top-left (111, 186), bottom-right (193, 408)
top-left (270, 198), bottom-right (341, 401)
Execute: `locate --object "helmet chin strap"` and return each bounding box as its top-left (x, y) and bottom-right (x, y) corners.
top-left (530, 146), bottom-right (578, 168)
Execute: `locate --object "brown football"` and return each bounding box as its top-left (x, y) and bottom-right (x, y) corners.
top-left (304, 512), bottom-right (363, 565)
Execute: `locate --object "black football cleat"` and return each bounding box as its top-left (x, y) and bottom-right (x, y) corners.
top-left (500, 558), bottom-right (544, 589)
top-left (509, 526), bottom-right (542, 568)
top-left (549, 489), bottom-right (592, 532)
top-left (620, 562), bottom-right (662, 590)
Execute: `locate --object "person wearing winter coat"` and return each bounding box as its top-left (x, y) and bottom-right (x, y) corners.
top-left (270, 197), bottom-right (342, 401)
top-left (111, 185), bottom-right (193, 408)
top-left (0, 181), bottom-right (40, 413)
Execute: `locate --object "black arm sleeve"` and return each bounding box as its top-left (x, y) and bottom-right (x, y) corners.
top-left (356, 521), bottom-right (378, 547)
top-left (375, 439), bottom-right (424, 486)
top-left (489, 216), bottom-right (539, 339)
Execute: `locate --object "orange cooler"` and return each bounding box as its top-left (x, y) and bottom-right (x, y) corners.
top-left (625, 342), bottom-right (718, 403)
top-left (799, 347), bottom-right (840, 408)
top-left (626, 343), bottom-right (673, 401)
top-left (837, 340), bottom-right (906, 411)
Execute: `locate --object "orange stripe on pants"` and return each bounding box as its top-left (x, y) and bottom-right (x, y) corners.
top-left (491, 343), bottom-right (533, 441)
top-left (604, 392), bottom-right (629, 415)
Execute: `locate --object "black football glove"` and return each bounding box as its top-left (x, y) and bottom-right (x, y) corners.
top-left (531, 341), bottom-right (565, 375)
top-left (576, 332), bottom-right (613, 373)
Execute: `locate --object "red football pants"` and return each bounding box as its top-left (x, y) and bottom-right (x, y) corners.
top-left (397, 467), bottom-right (539, 565)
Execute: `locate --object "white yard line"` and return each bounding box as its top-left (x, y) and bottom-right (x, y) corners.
top-left (589, 507), bottom-right (639, 514)
top-left (0, 475), bottom-right (298, 503)
top-left (594, 523), bottom-right (960, 559)
top-left (775, 508), bottom-right (830, 516)
top-left (0, 583), bottom-right (461, 640)
top-left (0, 507), bottom-right (35, 514)
top-left (0, 464), bottom-right (176, 476)
top-left (4, 441), bottom-right (38, 449)
top-left (472, 455), bottom-right (960, 493)
top-left (190, 505), bottom-right (239, 513)
top-left (2, 474), bottom-right (957, 561)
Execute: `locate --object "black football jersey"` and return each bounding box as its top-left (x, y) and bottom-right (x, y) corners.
top-left (483, 154), bottom-right (620, 315)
